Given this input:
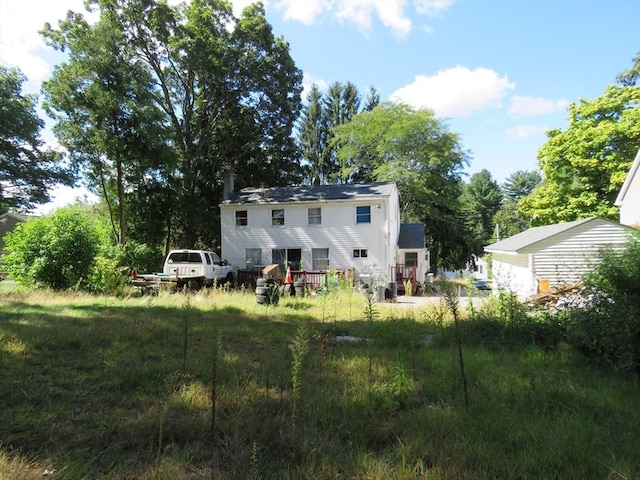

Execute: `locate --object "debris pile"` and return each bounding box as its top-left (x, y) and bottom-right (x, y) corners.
top-left (527, 283), bottom-right (595, 311)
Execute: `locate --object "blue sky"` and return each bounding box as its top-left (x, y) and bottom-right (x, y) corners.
top-left (1, 0), bottom-right (639, 211)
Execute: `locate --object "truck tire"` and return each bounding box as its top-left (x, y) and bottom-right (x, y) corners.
top-left (255, 286), bottom-right (267, 295)
top-left (225, 273), bottom-right (235, 287)
top-left (187, 279), bottom-right (201, 291)
top-left (255, 294), bottom-right (269, 305)
top-left (256, 277), bottom-right (268, 287)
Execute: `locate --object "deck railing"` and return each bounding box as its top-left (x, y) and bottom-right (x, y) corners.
top-left (392, 264), bottom-right (417, 295)
top-left (237, 268), bottom-right (349, 290)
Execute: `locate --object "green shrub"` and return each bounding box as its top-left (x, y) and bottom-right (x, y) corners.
top-left (87, 241), bottom-right (164, 295)
top-left (567, 231), bottom-right (640, 373)
top-left (3, 206), bottom-right (100, 289)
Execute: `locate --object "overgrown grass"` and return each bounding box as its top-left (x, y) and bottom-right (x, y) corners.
top-left (0, 286), bottom-right (638, 479)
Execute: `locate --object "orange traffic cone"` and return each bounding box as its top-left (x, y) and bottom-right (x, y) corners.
top-left (285, 265), bottom-right (293, 284)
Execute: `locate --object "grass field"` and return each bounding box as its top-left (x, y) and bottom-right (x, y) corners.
top-left (1, 286), bottom-right (638, 479)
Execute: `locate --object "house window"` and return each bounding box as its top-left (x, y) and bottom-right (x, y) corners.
top-left (235, 210), bottom-right (248, 226)
top-left (308, 207), bottom-right (321, 225)
top-left (272, 209), bottom-right (285, 226)
top-left (356, 205), bottom-right (371, 224)
top-left (312, 248), bottom-right (329, 270)
top-left (272, 248), bottom-right (302, 269)
top-left (353, 249), bottom-right (368, 258)
top-left (404, 252), bottom-right (418, 267)
top-left (246, 249), bottom-right (262, 267)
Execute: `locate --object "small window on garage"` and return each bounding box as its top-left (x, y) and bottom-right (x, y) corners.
top-left (353, 249), bottom-right (368, 258)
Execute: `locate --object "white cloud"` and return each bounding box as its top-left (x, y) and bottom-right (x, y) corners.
top-left (0, 0), bottom-right (97, 82)
top-left (505, 124), bottom-right (548, 139)
top-left (274, 0), bottom-right (428, 36)
top-left (275, 0), bottom-right (332, 25)
top-left (414, 0), bottom-right (454, 17)
top-left (507, 95), bottom-right (569, 118)
top-left (335, 1), bottom-right (412, 36)
top-left (33, 185), bottom-right (99, 215)
top-left (390, 66), bottom-right (516, 117)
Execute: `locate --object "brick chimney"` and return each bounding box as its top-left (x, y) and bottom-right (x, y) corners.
top-left (223, 164), bottom-right (234, 201)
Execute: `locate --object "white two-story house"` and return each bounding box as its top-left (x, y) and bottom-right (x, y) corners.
top-left (220, 179), bottom-right (427, 289)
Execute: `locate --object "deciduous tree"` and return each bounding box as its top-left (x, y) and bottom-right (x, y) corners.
top-left (520, 55), bottom-right (640, 225)
top-left (0, 67), bottom-right (72, 213)
top-left (42, 9), bottom-right (171, 245)
top-left (42, 0), bottom-right (303, 249)
top-left (332, 102), bottom-right (470, 269)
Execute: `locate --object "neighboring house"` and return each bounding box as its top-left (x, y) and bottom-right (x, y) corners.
top-left (396, 222), bottom-right (429, 293)
top-left (470, 255), bottom-right (489, 281)
top-left (484, 216), bottom-right (634, 299)
top-left (438, 255), bottom-right (489, 281)
top-left (0, 212), bottom-right (29, 258)
top-left (220, 180), bottom-right (427, 288)
top-left (614, 147), bottom-right (640, 227)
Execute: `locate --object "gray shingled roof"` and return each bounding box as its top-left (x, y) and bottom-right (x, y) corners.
top-left (484, 216), bottom-right (614, 253)
top-left (223, 182), bottom-right (395, 205)
top-left (398, 223), bottom-right (425, 249)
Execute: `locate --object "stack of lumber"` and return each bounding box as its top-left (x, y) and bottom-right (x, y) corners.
top-left (527, 283), bottom-right (582, 309)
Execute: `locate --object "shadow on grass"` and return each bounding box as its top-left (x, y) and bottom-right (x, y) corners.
top-left (0, 292), bottom-right (639, 479)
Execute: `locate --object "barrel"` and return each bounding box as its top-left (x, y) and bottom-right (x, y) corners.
top-left (385, 281), bottom-right (397, 301)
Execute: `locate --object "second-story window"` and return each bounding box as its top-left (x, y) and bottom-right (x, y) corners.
top-left (308, 207), bottom-right (321, 225)
top-left (356, 205), bottom-right (371, 224)
top-left (272, 209), bottom-right (285, 226)
top-left (235, 210), bottom-right (248, 226)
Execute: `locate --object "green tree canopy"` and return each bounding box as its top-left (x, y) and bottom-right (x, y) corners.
top-left (42, 7), bottom-right (172, 245)
top-left (331, 102), bottom-right (470, 269)
top-left (3, 206), bottom-right (100, 289)
top-left (0, 66), bottom-right (72, 213)
top-left (521, 55), bottom-right (640, 225)
top-left (42, 0), bottom-right (303, 250)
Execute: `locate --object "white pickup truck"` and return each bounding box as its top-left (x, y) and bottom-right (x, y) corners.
top-left (132, 249), bottom-right (237, 293)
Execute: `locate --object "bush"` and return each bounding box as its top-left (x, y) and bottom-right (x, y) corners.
top-left (87, 241), bottom-right (164, 295)
top-left (3, 206), bottom-right (100, 289)
top-left (567, 231), bottom-right (640, 373)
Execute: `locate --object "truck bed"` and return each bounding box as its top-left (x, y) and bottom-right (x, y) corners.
top-left (131, 273), bottom-right (205, 294)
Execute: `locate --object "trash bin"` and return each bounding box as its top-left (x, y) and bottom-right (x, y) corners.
top-left (386, 281), bottom-right (397, 301)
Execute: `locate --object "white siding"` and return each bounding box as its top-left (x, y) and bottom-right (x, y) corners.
top-left (492, 253), bottom-right (532, 298)
top-left (221, 197), bottom-right (396, 280)
top-left (619, 166), bottom-right (640, 226)
top-left (525, 220), bottom-right (631, 288)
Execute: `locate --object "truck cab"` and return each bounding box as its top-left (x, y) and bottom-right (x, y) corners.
top-left (163, 249), bottom-right (235, 289)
